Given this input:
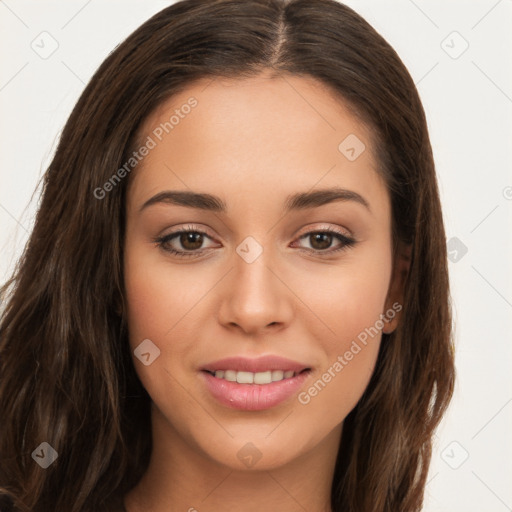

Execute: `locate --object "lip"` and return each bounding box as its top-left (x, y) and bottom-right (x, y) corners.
top-left (199, 355), bottom-right (312, 411)
top-left (200, 369), bottom-right (311, 411)
top-left (201, 355), bottom-right (311, 374)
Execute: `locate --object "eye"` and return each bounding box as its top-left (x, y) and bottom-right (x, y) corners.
top-left (153, 225), bottom-right (218, 258)
top-left (153, 225), bottom-right (357, 258)
top-left (292, 227), bottom-right (357, 255)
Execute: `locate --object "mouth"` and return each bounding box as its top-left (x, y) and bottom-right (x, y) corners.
top-left (199, 355), bottom-right (313, 410)
top-left (202, 368), bottom-right (311, 385)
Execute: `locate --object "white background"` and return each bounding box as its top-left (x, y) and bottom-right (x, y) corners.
top-left (1, 1), bottom-right (511, 511)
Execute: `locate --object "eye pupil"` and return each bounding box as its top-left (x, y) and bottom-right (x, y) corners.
top-left (181, 232), bottom-right (203, 250)
top-left (310, 233), bottom-right (332, 250)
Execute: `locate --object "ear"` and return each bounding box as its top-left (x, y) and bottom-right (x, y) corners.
top-left (382, 242), bottom-right (411, 334)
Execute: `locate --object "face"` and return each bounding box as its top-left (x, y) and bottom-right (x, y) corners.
top-left (123, 71), bottom-right (405, 471)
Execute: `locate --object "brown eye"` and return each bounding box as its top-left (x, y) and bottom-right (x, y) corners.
top-left (309, 233), bottom-right (334, 251)
top-left (154, 227), bottom-right (217, 258)
top-left (179, 232), bottom-right (204, 251)
top-left (294, 229), bottom-right (357, 255)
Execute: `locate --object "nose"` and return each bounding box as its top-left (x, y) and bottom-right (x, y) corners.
top-left (217, 244), bottom-right (294, 336)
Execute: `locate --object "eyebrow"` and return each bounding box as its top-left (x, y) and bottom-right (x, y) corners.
top-left (139, 186), bottom-right (371, 214)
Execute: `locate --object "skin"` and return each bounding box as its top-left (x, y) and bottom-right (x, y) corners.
top-left (123, 71), bottom-right (408, 512)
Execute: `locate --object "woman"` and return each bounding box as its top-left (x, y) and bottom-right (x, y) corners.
top-left (0, 1), bottom-right (455, 511)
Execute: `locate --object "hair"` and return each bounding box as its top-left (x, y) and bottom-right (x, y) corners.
top-left (0, 1), bottom-right (455, 511)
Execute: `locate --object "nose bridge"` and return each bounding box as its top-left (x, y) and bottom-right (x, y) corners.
top-left (217, 235), bottom-right (293, 332)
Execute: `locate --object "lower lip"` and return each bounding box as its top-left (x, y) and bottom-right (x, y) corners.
top-left (200, 370), bottom-right (311, 411)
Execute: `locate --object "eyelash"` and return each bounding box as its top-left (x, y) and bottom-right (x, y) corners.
top-left (152, 224), bottom-right (357, 259)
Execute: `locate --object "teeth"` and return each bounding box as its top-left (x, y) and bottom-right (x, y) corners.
top-left (254, 371), bottom-right (271, 384)
top-left (237, 371), bottom-right (254, 384)
top-left (271, 370), bottom-right (284, 381)
top-left (224, 370), bottom-right (236, 382)
top-left (212, 369), bottom-right (301, 384)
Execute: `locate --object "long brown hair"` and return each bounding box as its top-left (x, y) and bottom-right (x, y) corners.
top-left (0, 1), bottom-right (455, 510)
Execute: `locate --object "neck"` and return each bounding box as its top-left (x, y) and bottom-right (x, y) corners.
top-left (124, 404), bottom-right (341, 512)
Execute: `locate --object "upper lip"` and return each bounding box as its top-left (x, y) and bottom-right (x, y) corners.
top-left (201, 355), bottom-right (311, 374)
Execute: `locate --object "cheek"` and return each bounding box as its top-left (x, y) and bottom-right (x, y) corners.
top-left (294, 241), bottom-right (392, 341)
top-left (296, 286), bottom-right (385, 429)
top-left (123, 243), bottom-right (217, 396)
top-left (296, 342), bottom-right (380, 437)
top-left (292, 249), bottom-right (391, 420)
top-left (124, 242), bottom-right (205, 345)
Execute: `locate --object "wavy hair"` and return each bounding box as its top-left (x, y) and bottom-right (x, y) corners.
top-left (0, 1), bottom-right (455, 510)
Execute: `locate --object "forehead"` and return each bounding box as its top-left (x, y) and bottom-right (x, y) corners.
top-left (127, 73), bottom-right (389, 218)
